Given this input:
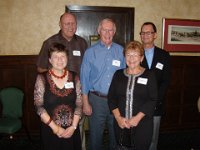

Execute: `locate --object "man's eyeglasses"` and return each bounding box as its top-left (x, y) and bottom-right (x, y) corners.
top-left (101, 28), bottom-right (114, 33)
top-left (140, 32), bottom-right (155, 36)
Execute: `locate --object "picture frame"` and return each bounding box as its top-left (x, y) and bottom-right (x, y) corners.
top-left (89, 35), bottom-right (99, 46)
top-left (162, 18), bottom-right (200, 52)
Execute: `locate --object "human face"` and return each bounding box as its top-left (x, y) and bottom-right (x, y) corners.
top-left (140, 24), bottom-right (157, 47)
top-left (125, 49), bottom-right (143, 70)
top-left (98, 20), bottom-right (116, 47)
top-left (49, 52), bottom-right (68, 71)
top-left (59, 13), bottom-right (77, 41)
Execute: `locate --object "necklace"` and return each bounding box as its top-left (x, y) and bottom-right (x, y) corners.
top-left (49, 69), bottom-right (67, 79)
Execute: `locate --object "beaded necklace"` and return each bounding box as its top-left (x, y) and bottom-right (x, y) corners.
top-left (49, 69), bottom-right (67, 79)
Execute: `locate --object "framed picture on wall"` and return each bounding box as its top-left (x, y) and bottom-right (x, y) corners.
top-left (162, 18), bottom-right (200, 52)
top-left (90, 35), bottom-right (99, 46)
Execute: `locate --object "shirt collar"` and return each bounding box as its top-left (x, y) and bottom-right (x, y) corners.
top-left (99, 41), bottom-right (113, 49)
top-left (58, 30), bottom-right (77, 41)
top-left (145, 46), bottom-right (154, 55)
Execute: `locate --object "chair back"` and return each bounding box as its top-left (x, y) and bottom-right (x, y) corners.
top-left (0, 87), bottom-right (24, 118)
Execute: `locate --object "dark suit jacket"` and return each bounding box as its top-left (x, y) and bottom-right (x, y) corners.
top-left (141, 46), bottom-right (170, 116)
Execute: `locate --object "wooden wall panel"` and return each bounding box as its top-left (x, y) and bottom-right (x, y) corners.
top-left (160, 56), bottom-right (200, 131)
top-left (0, 55), bottom-right (39, 134)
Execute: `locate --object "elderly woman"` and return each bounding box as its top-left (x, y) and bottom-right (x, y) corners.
top-left (108, 41), bottom-right (157, 150)
top-left (34, 43), bottom-right (82, 150)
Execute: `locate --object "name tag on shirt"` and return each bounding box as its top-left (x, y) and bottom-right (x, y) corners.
top-left (112, 60), bottom-right (120, 67)
top-left (73, 50), bottom-right (81, 56)
top-left (64, 82), bottom-right (74, 89)
top-left (156, 62), bottom-right (164, 70)
top-left (137, 77), bottom-right (148, 85)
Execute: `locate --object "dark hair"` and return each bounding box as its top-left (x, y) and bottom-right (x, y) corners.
top-left (141, 22), bottom-right (157, 33)
top-left (123, 41), bottom-right (144, 56)
top-left (48, 43), bottom-right (68, 58)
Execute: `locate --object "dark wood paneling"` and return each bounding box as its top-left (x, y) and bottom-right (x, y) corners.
top-left (160, 56), bottom-right (200, 131)
top-left (0, 55), bottom-right (39, 135)
top-left (0, 55), bottom-right (200, 135)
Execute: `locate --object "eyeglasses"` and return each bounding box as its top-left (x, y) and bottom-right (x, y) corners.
top-left (140, 32), bottom-right (155, 36)
top-left (101, 28), bottom-right (114, 34)
top-left (125, 53), bottom-right (141, 58)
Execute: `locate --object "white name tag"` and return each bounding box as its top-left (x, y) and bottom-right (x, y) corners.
top-left (156, 62), bottom-right (163, 70)
top-left (73, 50), bottom-right (81, 56)
top-left (112, 60), bottom-right (120, 67)
top-left (64, 82), bottom-right (74, 89)
top-left (137, 77), bottom-right (148, 85)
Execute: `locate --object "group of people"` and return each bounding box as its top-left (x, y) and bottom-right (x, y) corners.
top-left (34, 12), bottom-right (170, 150)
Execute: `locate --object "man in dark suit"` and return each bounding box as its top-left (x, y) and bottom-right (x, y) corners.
top-left (140, 22), bottom-right (170, 150)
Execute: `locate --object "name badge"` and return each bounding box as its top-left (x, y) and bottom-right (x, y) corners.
top-left (73, 50), bottom-right (81, 56)
top-left (156, 62), bottom-right (163, 70)
top-left (112, 60), bottom-right (120, 67)
top-left (137, 77), bottom-right (148, 85)
top-left (64, 82), bottom-right (74, 89)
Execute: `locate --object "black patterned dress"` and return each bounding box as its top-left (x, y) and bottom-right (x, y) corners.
top-left (34, 71), bottom-right (82, 150)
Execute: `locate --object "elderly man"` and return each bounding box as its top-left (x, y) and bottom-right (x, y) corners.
top-left (80, 18), bottom-right (126, 150)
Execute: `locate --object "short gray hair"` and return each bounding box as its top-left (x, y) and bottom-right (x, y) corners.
top-left (97, 18), bottom-right (116, 33)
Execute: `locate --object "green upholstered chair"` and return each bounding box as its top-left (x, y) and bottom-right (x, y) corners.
top-left (0, 87), bottom-right (31, 140)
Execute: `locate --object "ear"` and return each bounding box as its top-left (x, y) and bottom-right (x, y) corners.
top-left (97, 28), bottom-right (100, 35)
top-left (59, 21), bottom-right (61, 28)
top-left (154, 32), bottom-right (158, 39)
top-left (49, 58), bottom-right (52, 64)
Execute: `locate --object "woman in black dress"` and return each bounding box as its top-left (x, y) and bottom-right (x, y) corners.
top-left (108, 41), bottom-right (158, 150)
top-left (34, 43), bottom-right (82, 150)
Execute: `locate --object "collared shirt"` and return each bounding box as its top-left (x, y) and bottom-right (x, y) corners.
top-left (145, 47), bottom-right (154, 69)
top-left (80, 41), bottom-right (126, 95)
top-left (37, 30), bottom-right (88, 75)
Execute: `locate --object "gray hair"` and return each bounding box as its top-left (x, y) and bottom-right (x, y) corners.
top-left (97, 18), bottom-right (116, 33)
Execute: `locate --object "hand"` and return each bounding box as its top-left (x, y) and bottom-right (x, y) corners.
top-left (128, 116), bottom-right (139, 127)
top-left (83, 101), bottom-right (92, 116)
top-left (51, 125), bottom-right (65, 138)
top-left (116, 116), bottom-right (131, 129)
top-left (56, 127), bottom-right (65, 138)
top-left (128, 112), bottom-right (145, 127)
top-left (60, 126), bottom-right (76, 138)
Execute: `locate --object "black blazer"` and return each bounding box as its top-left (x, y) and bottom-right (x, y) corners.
top-left (141, 46), bottom-right (170, 116)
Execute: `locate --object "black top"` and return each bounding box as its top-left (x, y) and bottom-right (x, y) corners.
top-left (108, 69), bottom-right (158, 149)
top-left (34, 71), bottom-right (82, 128)
top-left (108, 69), bottom-right (157, 118)
top-left (141, 46), bottom-right (170, 116)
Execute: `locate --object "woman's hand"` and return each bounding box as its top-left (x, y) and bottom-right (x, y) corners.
top-left (128, 116), bottom-right (140, 127)
top-left (60, 126), bottom-right (76, 138)
top-left (116, 116), bottom-right (131, 129)
top-left (56, 126), bottom-right (65, 138)
top-left (128, 112), bottom-right (145, 127)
